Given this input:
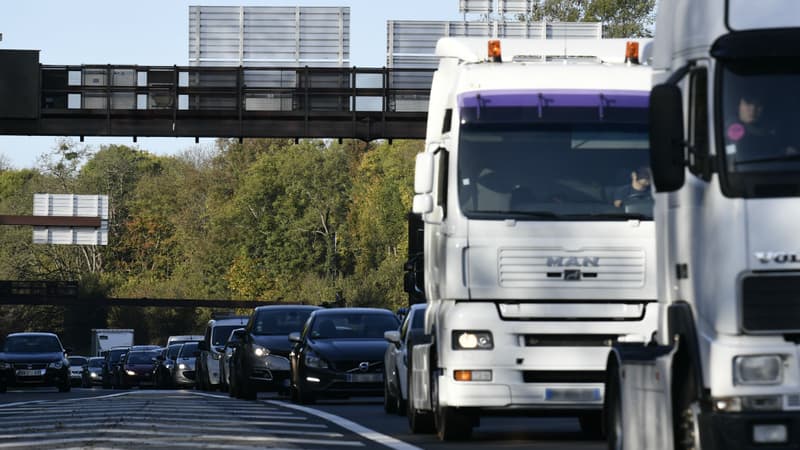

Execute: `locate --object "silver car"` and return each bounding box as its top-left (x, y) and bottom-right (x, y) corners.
top-left (383, 303), bottom-right (427, 414)
top-left (67, 356), bottom-right (88, 386)
top-left (173, 342), bottom-right (199, 387)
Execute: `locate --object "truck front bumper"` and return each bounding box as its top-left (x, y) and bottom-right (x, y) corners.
top-left (700, 410), bottom-right (800, 449)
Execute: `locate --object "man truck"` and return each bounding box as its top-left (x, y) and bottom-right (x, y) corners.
top-left (408, 37), bottom-right (659, 440)
top-left (604, 0), bottom-right (800, 448)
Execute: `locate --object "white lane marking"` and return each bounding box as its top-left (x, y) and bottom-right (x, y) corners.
top-left (0, 429), bottom-right (365, 447)
top-left (268, 400), bottom-right (424, 450)
top-left (0, 400), bottom-right (47, 409)
top-left (0, 437), bottom-right (295, 450)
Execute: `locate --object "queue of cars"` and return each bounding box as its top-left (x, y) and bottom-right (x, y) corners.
top-left (0, 305), bottom-right (412, 403)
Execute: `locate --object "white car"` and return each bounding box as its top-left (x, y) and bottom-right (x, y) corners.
top-left (383, 304), bottom-right (427, 414)
top-left (67, 355), bottom-right (88, 386)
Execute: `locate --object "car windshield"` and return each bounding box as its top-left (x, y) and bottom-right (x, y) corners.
top-left (68, 356), bottom-right (87, 366)
top-left (127, 351), bottom-right (159, 364)
top-left (178, 342), bottom-right (198, 358)
top-left (166, 344), bottom-right (182, 360)
top-left (88, 358), bottom-right (103, 367)
top-left (410, 308), bottom-right (426, 330)
top-left (212, 325), bottom-right (243, 346)
top-left (3, 335), bottom-right (62, 353)
top-left (310, 313), bottom-right (399, 339)
top-left (108, 349), bottom-right (128, 362)
top-left (253, 309), bottom-right (315, 336)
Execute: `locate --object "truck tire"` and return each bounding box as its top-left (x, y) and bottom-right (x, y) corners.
top-left (406, 347), bottom-right (434, 433)
top-left (431, 357), bottom-right (472, 441)
top-left (605, 361), bottom-right (623, 450)
top-left (673, 359), bottom-right (701, 450)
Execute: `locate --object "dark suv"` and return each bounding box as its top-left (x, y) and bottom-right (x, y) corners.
top-left (0, 332), bottom-right (71, 393)
top-left (229, 305), bottom-right (319, 399)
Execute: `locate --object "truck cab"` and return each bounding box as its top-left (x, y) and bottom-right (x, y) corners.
top-left (408, 37), bottom-right (660, 440)
top-left (606, 1), bottom-right (800, 448)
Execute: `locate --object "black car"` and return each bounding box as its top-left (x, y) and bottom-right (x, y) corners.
top-left (118, 349), bottom-right (160, 388)
top-left (102, 346), bottom-right (129, 389)
top-left (289, 308), bottom-right (399, 404)
top-left (229, 305), bottom-right (320, 400)
top-left (0, 332), bottom-right (72, 393)
top-left (153, 343), bottom-right (183, 388)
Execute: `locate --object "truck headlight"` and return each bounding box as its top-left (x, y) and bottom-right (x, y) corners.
top-left (734, 355), bottom-right (783, 385)
top-left (48, 361), bottom-right (63, 369)
top-left (253, 345), bottom-right (270, 358)
top-left (452, 331), bottom-right (493, 350)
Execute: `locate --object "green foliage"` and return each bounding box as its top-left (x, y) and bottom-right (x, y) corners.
top-left (525, 0), bottom-right (655, 38)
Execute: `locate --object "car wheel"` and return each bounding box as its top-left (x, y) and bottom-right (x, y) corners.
top-left (384, 375), bottom-right (398, 414)
top-left (295, 380), bottom-right (315, 404)
top-left (395, 373), bottom-right (406, 416)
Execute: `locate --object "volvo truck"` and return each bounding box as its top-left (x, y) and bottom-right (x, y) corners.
top-left (408, 37), bottom-right (659, 440)
top-left (605, 1), bottom-right (800, 448)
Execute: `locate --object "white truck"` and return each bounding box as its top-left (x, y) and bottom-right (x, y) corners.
top-left (605, 1), bottom-right (800, 449)
top-left (90, 329), bottom-right (134, 357)
top-left (408, 37), bottom-right (660, 440)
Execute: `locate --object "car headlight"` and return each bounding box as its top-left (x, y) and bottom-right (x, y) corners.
top-left (178, 363), bottom-right (187, 370)
top-left (48, 361), bottom-right (63, 369)
top-left (90, 372), bottom-right (98, 378)
top-left (125, 370), bottom-right (136, 376)
top-left (452, 330), bottom-right (494, 350)
top-left (0, 362), bottom-right (10, 370)
top-left (734, 355), bottom-right (783, 385)
top-left (254, 345), bottom-right (270, 358)
top-left (305, 351), bottom-right (329, 369)
top-left (165, 363), bottom-right (174, 369)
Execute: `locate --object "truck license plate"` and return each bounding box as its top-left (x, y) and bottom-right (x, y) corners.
top-left (16, 369), bottom-right (45, 377)
top-left (544, 388), bottom-right (600, 402)
top-left (346, 373), bottom-right (383, 383)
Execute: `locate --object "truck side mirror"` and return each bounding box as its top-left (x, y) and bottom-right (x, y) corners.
top-left (412, 194), bottom-right (433, 214)
top-left (650, 84), bottom-right (686, 192)
top-left (414, 152), bottom-right (434, 194)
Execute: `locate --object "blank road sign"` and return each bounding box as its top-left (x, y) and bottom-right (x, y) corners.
top-left (32, 194), bottom-right (109, 245)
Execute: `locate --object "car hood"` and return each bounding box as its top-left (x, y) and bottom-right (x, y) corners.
top-left (125, 364), bottom-right (154, 372)
top-left (309, 339), bottom-right (388, 361)
top-left (252, 335), bottom-right (294, 355)
top-left (0, 352), bottom-right (63, 363)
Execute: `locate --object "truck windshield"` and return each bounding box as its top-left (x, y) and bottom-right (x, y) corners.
top-left (458, 123), bottom-right (651, 219)
top-left (719, 62), bottom-right (800, 197)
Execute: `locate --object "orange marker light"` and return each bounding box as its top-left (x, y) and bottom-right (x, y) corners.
top-left (454, 370), bottom-right (472, 381)
top-left (488, 40), bottom-right (502, 62)
top-left (625, 41), bottom-right (640, 64)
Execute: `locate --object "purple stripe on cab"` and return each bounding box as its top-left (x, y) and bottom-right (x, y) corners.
top-left (458, 90), bottom-right (650, 109)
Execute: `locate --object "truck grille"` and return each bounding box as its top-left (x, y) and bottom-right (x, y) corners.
top-left (498, 247), bottom-right (645, 288)
top-left (742, 274), bottom-right (800, 333)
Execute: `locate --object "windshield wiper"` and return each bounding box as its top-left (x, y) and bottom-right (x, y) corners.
top-left (734, 153), bottom-right (800, 165)
top-left (560, 213), bottom-right (652, 221)
top-left (473, 210), bottom-right (561, 219)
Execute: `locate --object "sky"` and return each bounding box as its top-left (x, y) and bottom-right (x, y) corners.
top-left (0, 0), bottom-right (467, 169)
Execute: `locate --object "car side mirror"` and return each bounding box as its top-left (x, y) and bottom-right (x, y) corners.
top-left (288, 332), bottom-right (302, 343)
top-left (384, 330), bottom-right (401, 346)
top-left (650, 84), bottom-right (686, 192)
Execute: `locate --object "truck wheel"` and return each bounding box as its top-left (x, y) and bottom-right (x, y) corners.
top-left (579, 411), bottom-right (603, 439)
top-left (431, 364), bottom-right (472, 441)
top-left (383, 376), bottom-right (398, 413)
top-left (605, 362), bottom-right (623, 450)
top-left (673, 362), bottom-right (701, 450)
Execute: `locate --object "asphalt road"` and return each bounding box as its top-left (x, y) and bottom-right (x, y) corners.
top-left (0, 387), bottom-right (605, 450)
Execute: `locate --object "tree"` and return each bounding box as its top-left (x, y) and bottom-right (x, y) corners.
top-left (586, 0), bottom-right (656, 38)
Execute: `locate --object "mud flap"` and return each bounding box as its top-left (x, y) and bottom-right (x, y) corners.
top-left (411, 342), bottom-right (432, 411)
